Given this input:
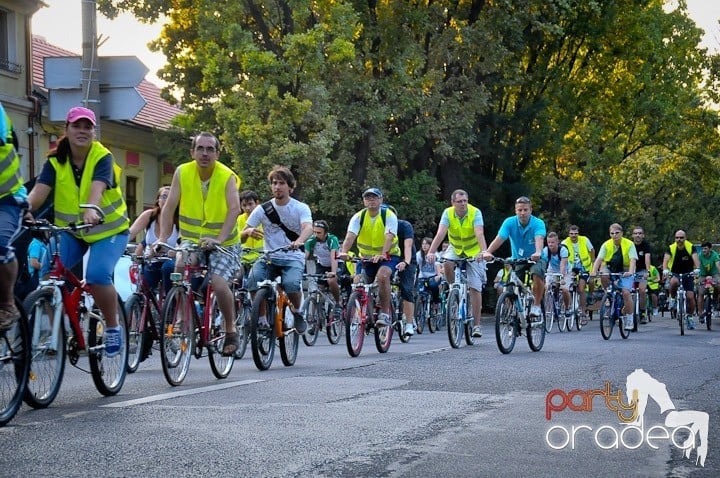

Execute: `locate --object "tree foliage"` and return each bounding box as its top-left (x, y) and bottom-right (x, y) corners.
top-left (98, 0), bottom-right (720, 246)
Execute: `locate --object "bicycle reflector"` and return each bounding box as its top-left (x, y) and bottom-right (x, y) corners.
top-left (129, 263), bottom-right (139, 285)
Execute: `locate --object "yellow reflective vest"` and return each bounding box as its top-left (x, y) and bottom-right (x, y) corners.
top-left (446, 205), bottom-right (481, 257)
top-left (0, 110), bottom-right (23, 200)
top-left (356, 208), bottom-right (400, 257)
top-left (667, 241), bottom-right (694, 270)
top-left (562, 236), bottom-right (593, 271)
top-left (601, 237), bottom-right (634, 270)
top-left (178, 160), bottom-right (240, 246)
top-left (238, 212), bottom-right (262, 263)
top-left (49, 142), bottom-right (129, 243)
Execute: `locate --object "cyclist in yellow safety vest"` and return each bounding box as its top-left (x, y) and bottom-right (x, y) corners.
top-left (238, 189), bottom-right (263, 277)
top-left (27, 106), bottom-right (129, 357)
top-left (0, 102), bottom-right (28, 331)
top-left (339, 187), bottom-right (401, 327)
top-left (647, 264), bottom-right (661, 316)
top-left (427, 189), bottom-right (489, 338)
top-left (159, 132), bottom-right (243, 356)
top-left (662, 230), bottom-right (700, 329)
top-left (562, 224), bottom-right (596, 323)
top-left (590, 223), bottom-right (637, 331)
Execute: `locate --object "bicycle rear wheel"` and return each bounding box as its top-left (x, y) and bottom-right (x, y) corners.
top-left (527, 297), bottom-right (546, 352)
top-left (495, 293), bottom-right (517, 354)
top-left (599, 294), bottom-right (614, 340)
top-left (543, 291), bottom-right (554, 334)
top-left (207, 292), bottom-right (234, 379)
top-left (124, 293), bottom-right (146, 373)
top-left (88, 294), bottom-right (128, 396)
top-left (345, 292), bottom-right (366, 357)
top-left (301, 297), bottom-right (320, 347)
top-left (160, 287), bottom-right (193, 386)
top-left (446, 288), bottom-right (462, 348)
top-left (233, 296), bottom-right (250, 359)
top-left (326, 306), bottom-right (343, 345)
top-left (428, 300), bottom-right (439, 334)
top-left (250, 287), bottom-right (276, 370)
top-left (414, 293), bottom-right (425, 334)
top-left (374, 302), bottom-right (394, 353)
top-left (22, 287), bottom-right (66, 409)
top-left (0, 298), bottom-right (30, 426)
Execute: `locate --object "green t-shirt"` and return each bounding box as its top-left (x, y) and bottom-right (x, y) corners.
top-left (698, 250), bottom-right (720, 276)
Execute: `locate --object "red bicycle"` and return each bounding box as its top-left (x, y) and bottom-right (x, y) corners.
top-left (22, 207), bottom-right (129, 408)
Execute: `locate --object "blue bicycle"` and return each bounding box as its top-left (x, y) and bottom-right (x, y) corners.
top-left (440, 258), bottom-right (475, 348)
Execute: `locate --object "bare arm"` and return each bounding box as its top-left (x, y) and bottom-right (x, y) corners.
top-left (128, 209), bottom-right (153, 241)
top-left (27, 183), bottom-right (52, 214)
top-left (427, 224), bottom-right (449, 255)
top-left (159, 170), bottom-right (181, 242)
top-left (484, 236), bottom-right (505, 256)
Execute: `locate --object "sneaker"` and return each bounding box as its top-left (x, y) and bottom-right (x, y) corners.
top-left (293, 311), bottom-right (307, 334)
top-left (404, 322), bottom-right (415, 336)
top-left (623, 316), bottom-right (634, 331)
top-left (580, 313), bottom-right (589, 326)
top-left (669, 298), bottom-right (677, 310)
top-left (529, 306), bottom-right (542, 323)
top-left (104, 326), bottom-right (123, 358)
top-left (375, 312), bottom-right (391, 327)
top-left (687, 316), bottom-right (695, 330)
top-left (652, 308), bottom-right (659, 316)
top-left (471, 325), bottom-right (482, 338)
top-left (0, 304), bottom-right (21, 331)
top-left (640, 314), bottom-right (648, 324)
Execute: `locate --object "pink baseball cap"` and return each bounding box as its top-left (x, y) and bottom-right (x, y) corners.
top-left (66, 106), bottom-right (96, 125)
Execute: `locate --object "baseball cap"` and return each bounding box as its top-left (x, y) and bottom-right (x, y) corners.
top-left (362, 187), bottom-right (383, 198)
top-left (66, 106), bottom-right (97, 125)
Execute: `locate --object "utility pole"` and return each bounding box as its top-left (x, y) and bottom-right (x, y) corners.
top-left (81, 0), bottom-right (101, 139)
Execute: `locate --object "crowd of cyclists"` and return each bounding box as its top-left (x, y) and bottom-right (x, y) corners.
top-left (2, 101), bottom-right (715, 426)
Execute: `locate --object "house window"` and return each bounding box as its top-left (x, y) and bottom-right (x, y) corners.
top-left (126, 176), bottom-right (138, 221)
top-left (0, 9), bottom-right (21, 74)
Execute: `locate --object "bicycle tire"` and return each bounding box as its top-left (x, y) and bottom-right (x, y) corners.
top-left (160, 286), bottom-right (193, 386)
top-left (527, 296), bottom-right (546, 352)
top-left (22, 287), bottom-right (66, 409)
top-left (279, 303), bottom-right (299, 366)
top-left (631, 291), bottom-right (639, 332)
top-left (543, 291), bottom-right (555, 333)
top-left (250, 287), bottom-right (276, 370)
top-left (414, 293), bottom-right (425, 334)
top-left (124, 293), bottom-right (145, 373)
top-left (374, 303), bottom-right (394, 353)
top-left (326, 305), bottom-right (343, 345)
top-left (396, 296), bottom-right (411, 344)
top-left (88, 294), bottom-right (128, 396)
top-left (0, 298), bottom-right (30, 426)
top-left (572, 292), bottom-right (582, 331)
top-left (428, 299), bottom-right (439, 334)
top-left (599, 294), bottom-right (614, 340)
top-left (233, 298), bottom-right (250, 359)
top-left (345, 292), bottom-right (366, 357)
top-left (446, 288), bottom-right (462, 348)
top-left (495, 292), bottom-right (517, 354)
top-left (619, 312), bottom-right (631, 339)
top-left (207, 292), bottom-right (234, 379)
top-left (301, 297), bottom-right (320, 347)
top-left (678, 293), bottom-right (685, 336)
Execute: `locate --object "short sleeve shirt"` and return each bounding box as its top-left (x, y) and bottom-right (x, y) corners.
top-left (497, 215), bottom-right (546, 259)
top-left (542, 244), bottom-right (569, 274)
top-left (699, 250), bottom-right (720, 276)
top-left (246, 197), bottom-right (312, 261)
top-left (634, 240), bottom-right (652, 272)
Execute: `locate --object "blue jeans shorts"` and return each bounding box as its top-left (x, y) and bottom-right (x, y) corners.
top-left (247, 257), bottom-right (304, 294)
top-left (0, 203), bottom-right (24, 264)
top-left (60, 231), bottom-right (129, 285)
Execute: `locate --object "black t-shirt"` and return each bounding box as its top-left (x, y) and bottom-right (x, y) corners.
top-left (668, 245), bottom-right (694, 274)
top-left (634, 240), bottom-right (652, 272)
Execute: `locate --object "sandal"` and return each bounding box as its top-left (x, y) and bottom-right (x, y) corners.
top-left (222, 331), bottom-right (240, 357)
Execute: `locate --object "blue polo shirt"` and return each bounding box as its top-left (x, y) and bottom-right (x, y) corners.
top-left (497, 215), bottom-right (547, 259)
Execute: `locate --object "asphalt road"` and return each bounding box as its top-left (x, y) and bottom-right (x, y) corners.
top-left (1, 312), bottom-right (718, 477)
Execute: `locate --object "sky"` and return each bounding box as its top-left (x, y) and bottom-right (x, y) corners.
top-left (31, 0), bottom-right (720, 89)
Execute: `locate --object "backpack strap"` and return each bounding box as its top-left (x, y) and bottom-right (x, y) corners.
top-left (359, 208), bottom-right (387, 229)
top-left (261, 201), bottom-right (299, 241)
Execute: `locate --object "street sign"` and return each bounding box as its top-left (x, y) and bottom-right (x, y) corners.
top-left (48, 88), bottom-right (146, 121)
top-left (44, 56), bottom-right (149, 89)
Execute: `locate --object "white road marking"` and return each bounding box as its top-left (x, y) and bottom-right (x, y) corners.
top-left (101, 379), bottom-right (264, 408)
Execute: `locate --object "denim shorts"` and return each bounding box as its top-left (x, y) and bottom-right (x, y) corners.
top-left (60, 231), bottom-right (129, 285)
top-left (247, 257), bottom-right (304, 294)
top-left (0, 203), bottom-right (23, 264)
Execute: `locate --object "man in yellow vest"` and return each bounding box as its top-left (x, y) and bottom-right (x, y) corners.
top-left (159, 132), bottom-right (242, 355)
top-left (339, 188), bottom-right (401, 327)
top-left (662, 230), bottom-right (700, 329)
top-left (427, 189), bottom-right (488, 338)
top-left (562, 224), bottom-right (595, 323)
top-left (28, 106), bottom-right (130, 357)
top-left (0, 102), bottom-right (27, 331)
top-left (590, 223), bottom-right (637, 331)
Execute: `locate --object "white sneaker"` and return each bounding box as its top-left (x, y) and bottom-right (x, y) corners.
top-left (530, 305), bottom-right (542, 321)
top-left (652, 308), bottom-right (659, 316)
top-left (623, 315), bottom-right (634, 330)
top-left (403, 322), bottom-right (415, 336)
top-left (375, 312), bottom-right (391, 327)
top-left (471, 325), bottom-right (482, 338)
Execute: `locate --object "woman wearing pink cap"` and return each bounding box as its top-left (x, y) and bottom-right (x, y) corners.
top-left (26, 106), bottom-right (130, 357)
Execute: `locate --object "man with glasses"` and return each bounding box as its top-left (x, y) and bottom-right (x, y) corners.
top-left (561, 225), bottom-right (595, 324)
top-left (483, 196), bottom-right (546, 323)
top-left (631, 226), bottom-right (653, 327)
top-left (305, 219), bottom-right (343, 319)
top-left (158, 132), bottom-right (243, 355)
top-left (339, 188), bottom-right (400, 327)
top-left (590, 224), bottom-right (638, 331)
top-left (662, 230), bottom-right (700, 329)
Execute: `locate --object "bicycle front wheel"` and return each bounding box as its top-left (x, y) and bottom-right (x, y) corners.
top-left (326, 305), bottom-right (343, 345)
top-left (124, 293), bottom-right (146, 373)
top-left (160, 287), bottom-right (193, 386)
top-left (345, 292), bottom-right (366, 357)
top-left (301, 297), bottom-right (320, 347)
top-left (543, 291), bottom-right (555, 334)
top-left (250, 287), bottom-right (276, 370)
top-left (233, 298), bottom-right (250, 359)
top-left (22, 287), bottom-right (66, 409)
top-left (0, 298), bottom-right (30, 426)
top-left (374, 303), bottom-right (394, 353)
top-left (88, 294), bottom-right (128, 396)
top-left (495, 293), bottom-right (517, 354)
top-left (207, 292), bottom-right (234, 379)
top-left (678, 295), bottom-right (685, 336)
top-left (599, 294), bottom-right (614, 340)
top-left (414, 293), bottom-right (425, 334)
top-left (279, 304), bottom-right (299, 366)
top-left (446, 289), bottom-right (462, 348)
